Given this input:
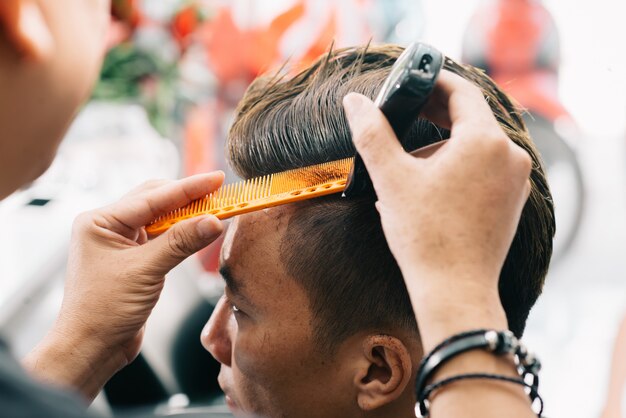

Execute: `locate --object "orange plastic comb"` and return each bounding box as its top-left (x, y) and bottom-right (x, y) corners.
top-left (146, 158), bottom-right (353, 236)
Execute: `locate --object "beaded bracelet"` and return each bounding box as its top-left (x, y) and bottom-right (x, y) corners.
top-left (415, 329), bottom-right (542, 417)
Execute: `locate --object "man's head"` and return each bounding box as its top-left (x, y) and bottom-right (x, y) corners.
top-left (201, 44), bottom-right (554, 418)
top-left (0, 0), bottom-right (110, 199)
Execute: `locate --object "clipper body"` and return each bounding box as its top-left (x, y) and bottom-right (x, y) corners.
top-left (343, 42), bottom-right (444, 198)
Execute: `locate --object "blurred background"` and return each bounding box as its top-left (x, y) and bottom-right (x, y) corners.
top-left (0, 0), bottom-right (625, 417)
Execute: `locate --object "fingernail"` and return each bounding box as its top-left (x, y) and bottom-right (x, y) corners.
top-left (196, 216), bottom-right (222, 240)
top-left (343, 93), bottom-right (367, 119)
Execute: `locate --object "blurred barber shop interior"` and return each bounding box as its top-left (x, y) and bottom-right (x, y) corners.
top-left (1, 0), bottom-right (625, 417)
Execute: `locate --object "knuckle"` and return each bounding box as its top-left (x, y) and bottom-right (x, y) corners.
top-left (457, 81), bottom-right (486, 106)
top-left (167, 227), bottom-right (192, 257)
top-left (487, 127), bottom-right (510, 145)
top-left (354, 128), bottom-right (384, 163)
top-left (357, 122), bottom-right (380, 148)
top-left (464, 82), bottom-right (484, 99)
top-left (141, 179), bottom-right (166, 189)
top-left (71, 210), bottom-right (112, 239)
top-left (525, 179), bottom-right (532, 198)
top-left (72, 211), bottom-right (93, 231)
top-left (126, 179), bottom-right (168, 197)
top-left (487, 131), bottom-right (510, 151)
top-left (516, 148), bottom-right (533, 174)
top-left (474, 130), bottom-right (509, 157)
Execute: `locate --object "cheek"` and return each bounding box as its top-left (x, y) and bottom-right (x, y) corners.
top-left (231, 326), bottom-right (338, 417)
top-left (232, 328), bottom-right (275, 383)
top-left (232, 322), bottom-right (317, 386)
top-left (230, 332), bottom-right (287, 410)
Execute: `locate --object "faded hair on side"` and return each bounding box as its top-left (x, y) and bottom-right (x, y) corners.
top-left (227, 44), bottom-right (555, 351)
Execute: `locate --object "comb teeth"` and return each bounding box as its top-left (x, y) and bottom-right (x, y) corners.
top-left (268, 158), bottom-right (352, 194)
top-left (146, 157), bottom-right (354, 235)
top-left (205, 174), bottom-right (273, 209)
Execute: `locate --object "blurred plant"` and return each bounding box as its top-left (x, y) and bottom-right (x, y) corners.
top-left (92, 0), bottom-right (207, 136)
top-left (92, 0), bottom-right (423, 148)
top-left (91, 45), bottom-right (175, 135)
top-left (171, 4), bottom-right (205, 50)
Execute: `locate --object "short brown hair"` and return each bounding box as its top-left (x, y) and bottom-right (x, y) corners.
top-left (227, 44), bottom-right (555, 350)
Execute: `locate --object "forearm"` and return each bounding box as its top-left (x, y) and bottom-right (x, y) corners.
top-left (406, 268), bottom-right (534, 418)
top-left (22, 324), bottom-right (127, 402)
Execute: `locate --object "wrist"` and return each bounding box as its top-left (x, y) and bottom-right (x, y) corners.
top-left (23, 322), bottom-right (128, 401)
top-left (417, 304), bottom-right (509, 354)
top-left (402, 268), bottom-right (508, 352)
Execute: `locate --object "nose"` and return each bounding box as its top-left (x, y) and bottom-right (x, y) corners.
top-left (201, 295), bottom-right (233, 367)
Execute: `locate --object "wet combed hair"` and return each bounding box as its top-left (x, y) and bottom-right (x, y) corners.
top-left (227, 44), bottom-right (555, 351)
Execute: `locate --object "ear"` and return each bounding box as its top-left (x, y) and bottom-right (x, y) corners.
top-left (354, 334), bottom-right (413, 411)
top-left (0, 0), bottom-right (53, 61)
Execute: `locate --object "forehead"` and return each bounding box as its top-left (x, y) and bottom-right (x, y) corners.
top-left (221, 206), bottom-right (291, 264)
top-left (219, 206), bottom-right (300, 305)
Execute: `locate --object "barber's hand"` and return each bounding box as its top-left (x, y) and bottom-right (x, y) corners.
top-left (343, 69), bottom-right (536, 418)
top-left (342, 71), bottom-right (532, 348)
top-left (24, 173), bottom-right (224, 400)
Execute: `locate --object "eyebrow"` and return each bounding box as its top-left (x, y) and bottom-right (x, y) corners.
top-left (219, 264), bottom-right (258, 311)
top-left (219, 264), bottom-right (242, 294)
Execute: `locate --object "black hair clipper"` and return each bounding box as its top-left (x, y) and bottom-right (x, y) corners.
top-left (343, 42), bottom-right (444, 198)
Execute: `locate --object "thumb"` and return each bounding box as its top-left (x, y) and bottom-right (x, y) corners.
top-left (143, 215), bottom-right (224, 273)
top-left (343, 93), bottom-right (408, 192)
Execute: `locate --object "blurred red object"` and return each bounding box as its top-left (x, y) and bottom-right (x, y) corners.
top-left (197, 232), bottom-right (225, 274)
top-left (200, 1), bottom-right (341, 84)
top-left (463, 0), bottom-right (569, 122)
top-left (497, 71), bottom-right (568, 122)
top-left (106, 18), bottom-right (133, 49)
top-left (200, 3), bottom-right (301, 83)
top-left (111, 0), bottom-right (142, 28)
top-left (107, 0), bottom-right (143, 49)
top-left (172, 4), bottom-right (204, 50)
top-left (183, 102), bottom-right (219, 177)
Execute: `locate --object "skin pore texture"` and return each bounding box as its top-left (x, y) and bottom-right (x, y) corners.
top-left (202, 207), bottom-right (420, 418)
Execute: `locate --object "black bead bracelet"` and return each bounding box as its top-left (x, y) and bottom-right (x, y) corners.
top-left (415, 329), bottom-right (543, 417)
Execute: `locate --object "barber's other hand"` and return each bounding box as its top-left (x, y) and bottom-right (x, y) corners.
top-left (343, 71), bottom-right (532, 348)
top-left (24, 173), bottom-right (224, 400)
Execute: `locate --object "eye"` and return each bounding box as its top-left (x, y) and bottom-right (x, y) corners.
top-left (224, 295), bottom-right (244, 317)
top-left (231, 303), bottom-right (247, 321)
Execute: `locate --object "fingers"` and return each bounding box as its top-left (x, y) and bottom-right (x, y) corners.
top-left (142, 215), bottom-right (224, 272)
top-left (343, 77), bottom-right (532, 210)
top-left (343, 93), bottom-right (410, 194)
top-left (422, 70), bottom-right (502, 141)
top-left (106, 171), bottom-right (225, 232)
top-left (515, 147), bottom-right (533, 201)
top-left (123, 179), bottom-right (171, 198)
top-left (524, 179), bottom-right (532, 200)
